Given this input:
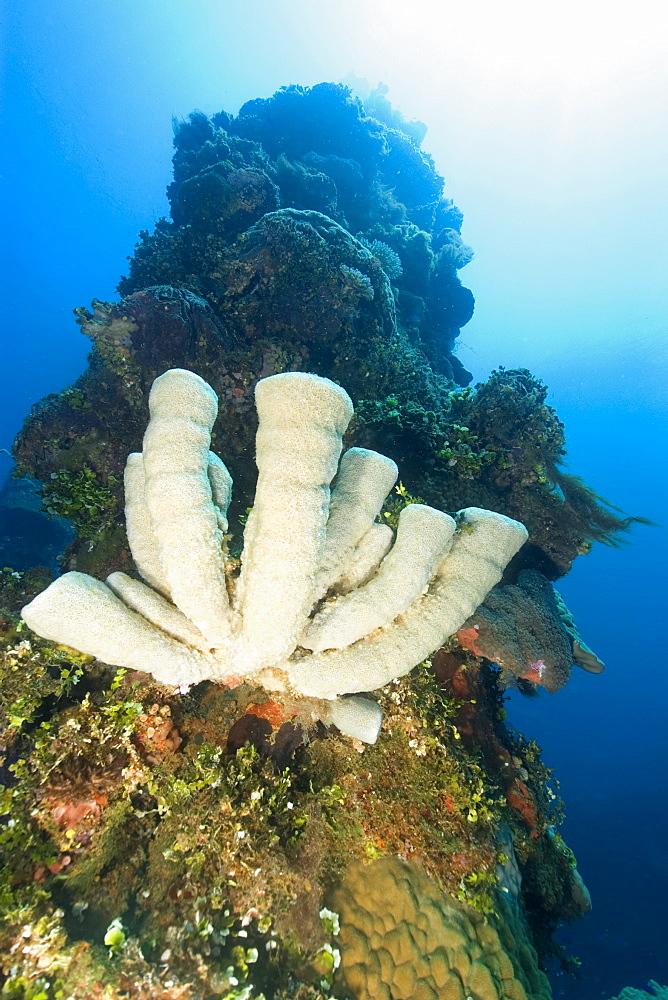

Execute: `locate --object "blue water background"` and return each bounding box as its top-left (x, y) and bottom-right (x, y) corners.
top-left (2, 3), bottom-right (667, 996)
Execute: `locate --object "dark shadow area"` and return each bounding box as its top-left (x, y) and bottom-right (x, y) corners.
top-left (549, 788), bottom-right (668, 999)
top-left (0, 473), bottom-right (74, 573)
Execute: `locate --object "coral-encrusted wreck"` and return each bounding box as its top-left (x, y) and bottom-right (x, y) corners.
top-left (1, 83), bottom-right (635, 999)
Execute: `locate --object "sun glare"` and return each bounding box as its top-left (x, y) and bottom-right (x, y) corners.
top-left (360, 0), bottom-right (666, 92)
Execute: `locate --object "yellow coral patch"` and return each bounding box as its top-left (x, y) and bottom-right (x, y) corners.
top-left (332, 856), bottom-right (552, 1000)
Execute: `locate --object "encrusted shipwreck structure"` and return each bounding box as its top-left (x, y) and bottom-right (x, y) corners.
top-left (0, 84), bottom-right (634, 999)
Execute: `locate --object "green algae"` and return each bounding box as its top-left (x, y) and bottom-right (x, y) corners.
top-left (1, 610), bottom-right (579, 997)
top-left (39, 467), bottom-right (120, 542)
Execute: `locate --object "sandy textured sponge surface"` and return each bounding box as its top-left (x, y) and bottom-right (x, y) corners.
top-left (332, 857), bottom-right (552, 1000)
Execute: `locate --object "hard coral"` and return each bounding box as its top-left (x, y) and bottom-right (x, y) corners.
top-left (332, 856), bottom-right (551, 1000)
top-left (120, 82), bottom-right (474, 386)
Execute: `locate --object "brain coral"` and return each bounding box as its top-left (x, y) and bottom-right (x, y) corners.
top-left (332, 856), bottom-right (551, 1000)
